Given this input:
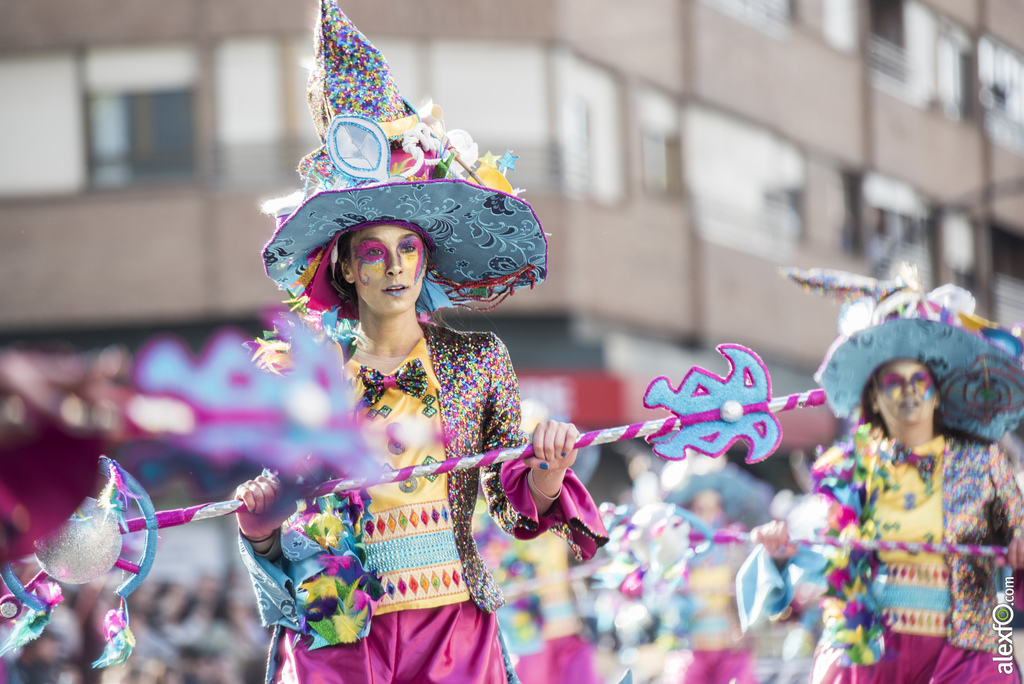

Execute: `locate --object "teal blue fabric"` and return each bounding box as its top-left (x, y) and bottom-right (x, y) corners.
top-left (263, 179), bottom-right (547, 307)
top-left (818, 317), bottom-right (1024, 441)
top-left (497, 629), bottom-right (523, 684)
top-left (736, 545), bottom-right (827, 632)
top-left (878, 583), bottom-right (950, 612)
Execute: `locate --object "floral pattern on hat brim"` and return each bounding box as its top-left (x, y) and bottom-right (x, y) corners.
top-left (262, 179), bottom-right (547, 315)
top-left (817, 317), bottom-right (1024, 441)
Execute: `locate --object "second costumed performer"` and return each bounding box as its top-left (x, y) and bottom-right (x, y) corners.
top-left (231, 3), bottom-right (608, 683)
top-left (744, 266), bottom-right (1024, 684)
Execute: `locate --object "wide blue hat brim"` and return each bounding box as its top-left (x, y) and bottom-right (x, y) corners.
top-left (263, 179), bottom-right (547, 308)
top-left (818, 317), bottom-right (1024, 441)
top-left (665, 463), bottom-right (774, 529)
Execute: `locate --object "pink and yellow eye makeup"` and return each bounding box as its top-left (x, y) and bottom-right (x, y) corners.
top-left (351, 239), bottom-right (388, 285)
top-left (397, 235), bottom-right (425, 283)
top-left (877, 370), bottom-right (935, 401)
top-left (350, 234), bottom-right (425, 287)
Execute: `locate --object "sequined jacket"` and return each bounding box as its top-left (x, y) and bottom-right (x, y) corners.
top-left (940, 439), bottom-right (1023, 653)
top-left (241, 323), bottom-right (608, 625)
top-left (421, 323), bottom-right (608, 612)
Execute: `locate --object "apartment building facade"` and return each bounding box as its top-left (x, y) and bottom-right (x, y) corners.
top-left (2, 0), bottom-right (1023, 445)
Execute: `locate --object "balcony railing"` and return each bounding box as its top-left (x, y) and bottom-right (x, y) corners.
top-left (868, 240), bottom-right (933, 289)
top-left (700, 0), bottom-right (792, 38)
top-left (984, 108), bottom-right (1024, 158)
top-left (868, 36), bottom-right (914, 101)
top-left (692, 194), bottom-right (801, 261)
top-left (995, 273), bottom-right (1024, 327)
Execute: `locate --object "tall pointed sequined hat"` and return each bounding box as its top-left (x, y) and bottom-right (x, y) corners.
top-left (786, 264), bottom-right (1024, 441)
top-left (262, 0), bottom-right (547, 334)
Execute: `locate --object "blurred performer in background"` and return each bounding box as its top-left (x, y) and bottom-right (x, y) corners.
top-left (745, 266), bottom-right (1024, 683)
top-left (660, 459), bottom-right (772, 684)
top-left (475, 400), bottom-right (603, 684)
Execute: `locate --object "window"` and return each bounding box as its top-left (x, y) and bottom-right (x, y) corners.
top-left (685, 105), bottom-right (804, 261)
top-left (869, 0), bottom-right (939, 109)
top-left (941, 212), bottom-right (974, 288)
top-left (979, 37), bottom-right (1024, 156)
top-left (991, 227), bottom-right (1024, 326)
top-left (85, 45), bottom-right (197, 188)
top-left (0, 55), bottom-right (85, 197)
top-left (214, 38), bottom-right (303, 189)
top-left (937, 23), bottom-right (972, 121)
top-left (556, 53), bottom-right (623, 204)
top-left (839, 172), bottom-right (863, 255)
top-left (90, 90), bottom-right (194, 187)
top-left (869, 0), bottom-right (910, 89)
top-left (993, 227), bottom-right (1024, 281)
top-left (822, 0), bottom-right (859, 53)
top-left (870, 0), bottom-right (904, 47)
top-left (561, 97), bottom-right (591, 197)
top-left (434, 41), bottom-right (552, 190)
top-left (638, 88), bottom-right (682, 197)
top-left (861, 173), bottom-right (932, 284)
top-left (701, 0), bottom-right (792, 37)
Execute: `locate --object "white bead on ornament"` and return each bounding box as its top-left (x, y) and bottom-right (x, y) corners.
top-left (35, 497), bottom-right (123, 584)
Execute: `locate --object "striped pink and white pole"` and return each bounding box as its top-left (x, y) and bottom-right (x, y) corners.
top-left (119, 389), bottom-right (830, 530)
top-left (700, 529), bottom-right (1009, 560)
top-left (311, 389), bottom-right (829, 496)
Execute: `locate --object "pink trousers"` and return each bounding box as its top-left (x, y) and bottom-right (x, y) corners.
top-left (512, 635), bottom-right (601, 684)
top-left (662, 649), bottom-right (759, 684)
top-left (274, 602), bottom-right (508, 684)
top-left (811, 633), bottom-right (1019, 684)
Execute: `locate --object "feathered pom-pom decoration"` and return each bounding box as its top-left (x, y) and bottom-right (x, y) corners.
top-left (780, 267), bottom-right (905, 304)
top-left (248, 335), bottom-right (294, 375)
top-left (97, 462), bottom-right (140, 526)
top-left (0, 582), bottom-right (64, 656)
top-left (92, 602), bottom-right (135, 668)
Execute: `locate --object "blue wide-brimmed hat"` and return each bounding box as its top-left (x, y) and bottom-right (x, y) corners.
top-left (665, 463), bottom-right (774, 530)
top-left (788, 266), bottom-right (1024, 441)
top-left (262, 0), bottom-right (547, 328)
top-left (264, 180), bottom-right (547, 318)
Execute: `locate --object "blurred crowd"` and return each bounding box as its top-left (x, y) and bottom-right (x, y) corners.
top-left (1, 571), bottom-right (269, 684)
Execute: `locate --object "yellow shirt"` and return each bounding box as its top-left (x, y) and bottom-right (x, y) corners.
top-left (875, 435), bottom-right (950, 637)
top-left (345, 338), bottom-right (470, 614)
top-left (875, 435), bottom-right (945, 566)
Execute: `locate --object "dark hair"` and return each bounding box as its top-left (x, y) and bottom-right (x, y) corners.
top-left (330, 231), bottom-right (357, 304)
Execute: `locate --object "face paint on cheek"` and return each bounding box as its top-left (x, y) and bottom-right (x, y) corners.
top-left (397, 236), bottom-right (425, 283)
top-left (916, 373), bottom-right (936, 401)
top-left (352, 240), bottom-right (387, 285)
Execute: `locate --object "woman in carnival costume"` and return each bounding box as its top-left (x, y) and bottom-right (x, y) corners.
top-left (660, 460), bottom-right (773, 684)
top-left (743, 265), bottom-right (1024, 683)
top-left (231, 3), bottom-right (608, 683)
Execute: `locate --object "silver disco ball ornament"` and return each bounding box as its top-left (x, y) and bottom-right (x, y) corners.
top-left (35, 498), bottom-right (123, 584)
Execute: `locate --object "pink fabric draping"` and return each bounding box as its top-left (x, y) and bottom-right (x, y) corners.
top-left (499, 460), bottom-right (606, 560)
top-left (512, 635), bottom-right (601, 684)
top-left (811, 632), bottom-right (1019, 684)
top-left (274, 602), bottom-right (506, 684)
top-left (662, 649), bottom-right (759, 684)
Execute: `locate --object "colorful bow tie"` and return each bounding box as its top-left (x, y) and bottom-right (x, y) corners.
top-left (888, 442), bottom-right (937, 491)
top-left (358, 359), bottom-right (428, 407)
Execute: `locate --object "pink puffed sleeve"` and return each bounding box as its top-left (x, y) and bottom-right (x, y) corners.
top-left (499, 460), bottom-right (608, 560)
top-left (476, 334), bottom-right (608, 561)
